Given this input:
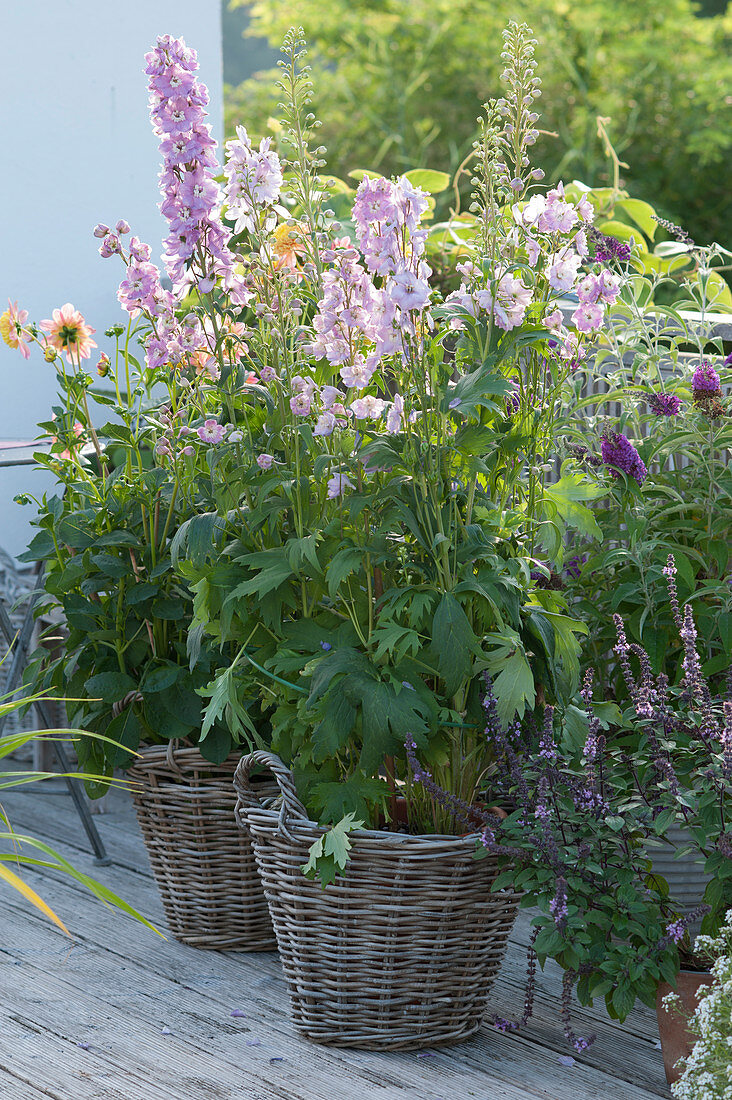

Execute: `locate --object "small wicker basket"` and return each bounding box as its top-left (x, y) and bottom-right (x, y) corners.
top-left (128, 743), bottom-right (277, 951)
top-left (234, 750), bottom-right (520, 1050)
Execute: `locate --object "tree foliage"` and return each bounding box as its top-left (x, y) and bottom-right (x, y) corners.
top-left (227, 0), bottom-right (732, 246)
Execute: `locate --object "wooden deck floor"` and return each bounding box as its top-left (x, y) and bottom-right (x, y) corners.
top-left (0, 779), bottom-right (672, 1100)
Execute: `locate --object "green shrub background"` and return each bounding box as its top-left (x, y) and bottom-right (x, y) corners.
top-left (224, 0), bottom-right (731, 247)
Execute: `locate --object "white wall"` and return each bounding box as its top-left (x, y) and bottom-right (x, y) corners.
top-left (0, 0), bottom-right (223, 558)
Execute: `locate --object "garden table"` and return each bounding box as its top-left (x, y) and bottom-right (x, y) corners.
top-left (0, 440), bottom-right (109, 864)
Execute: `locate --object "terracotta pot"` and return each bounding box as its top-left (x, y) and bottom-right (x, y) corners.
top-left (656, 970), bottom-right (713, 1086)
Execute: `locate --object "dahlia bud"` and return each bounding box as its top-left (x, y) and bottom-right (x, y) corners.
top-left (96, 352), bottom-right (111, 378)
top-left (43, 345), bottom-right (58, 363)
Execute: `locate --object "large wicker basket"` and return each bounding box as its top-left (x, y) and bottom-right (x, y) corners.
top-left (128, 743), bottom-right (277, 951)
top-left (234, 750), bottom-right (520, 1050)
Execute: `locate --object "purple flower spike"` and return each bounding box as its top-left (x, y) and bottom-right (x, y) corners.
top-left (601, 430), bottom-right (647, 486)
top-left (692, 360), bottom-right (721, 396)
top-left (549, 876), bottom-right (569, 930)
top-left (648, 392), bottom-right (681, 417)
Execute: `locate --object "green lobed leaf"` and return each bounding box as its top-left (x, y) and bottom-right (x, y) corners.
top-left (431, 593), bottom-right (474, 697)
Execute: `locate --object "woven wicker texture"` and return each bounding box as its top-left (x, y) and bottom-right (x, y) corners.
top-left (234, 751), bottom-right (520, 1050)
top-left (128, 743), bottom-right (277, 951)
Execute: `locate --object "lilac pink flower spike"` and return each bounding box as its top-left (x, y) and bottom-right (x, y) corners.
top-left (144, 35), bottom-right (248, 303)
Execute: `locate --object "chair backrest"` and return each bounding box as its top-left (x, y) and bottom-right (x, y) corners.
top-left (0, 547), bottom-right (37, 739)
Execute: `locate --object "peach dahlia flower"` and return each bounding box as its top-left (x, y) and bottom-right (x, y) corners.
top-left (40, 303), bottom-right (97, 363)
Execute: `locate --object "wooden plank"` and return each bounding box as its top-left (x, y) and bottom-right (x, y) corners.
top-left (0, 886), bottom-right (667, 1100)
top-left (2, 784), bottom-right (665, 1044)
top-left (0, 1067), bottom-right (65, 1100)
top-left (0, 784), bottom-right (670, 1099)
top-left (0, 880), bottom-right (668, 1100)
top-left (0, 1015), bottom-right (214, 1100)
top-left (0, 820), bottom-right (661, 1064)
top-left (0, 949), bottom-right (556, 1100)
top-left (4, 787), bottom-right (669, 1078)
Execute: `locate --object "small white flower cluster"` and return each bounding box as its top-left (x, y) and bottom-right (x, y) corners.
top-left (672, 909), bottom-right (732, 1100)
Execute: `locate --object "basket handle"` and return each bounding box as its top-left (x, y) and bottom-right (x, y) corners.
top-left (165, 738), bottom-right (184, 778)
top-left (233, 750), bottom-right (309, 829)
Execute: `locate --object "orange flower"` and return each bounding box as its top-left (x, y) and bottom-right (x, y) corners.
top-left (191, 348), bottom-right (220, 381)
top-left (270, 222), bottom-right (308, 272)
top-left (0, 300), bottom-right (31, 359)
top-left (40, 303), bottom-right (97, 363)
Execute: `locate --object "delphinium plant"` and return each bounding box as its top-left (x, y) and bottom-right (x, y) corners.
top-left (172, 21), bottom-right (636, 847)
top-left (1, 35), bottom-right (275, 784)
top-left (405, 556), bottom-right (732, 1048)
top-left (4, 25), bottom-right (619, 829)
top-left (560, 209), bottom-right (732, 701)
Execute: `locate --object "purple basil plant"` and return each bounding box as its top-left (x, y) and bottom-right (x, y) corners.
top-left (406, 553), bottom-right (732, 1051)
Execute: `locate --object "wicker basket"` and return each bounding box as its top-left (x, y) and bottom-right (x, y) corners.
top-left (234, 750), bottom-right (520, 1050)
top-left (128, 743), bottom-right (277, 951)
